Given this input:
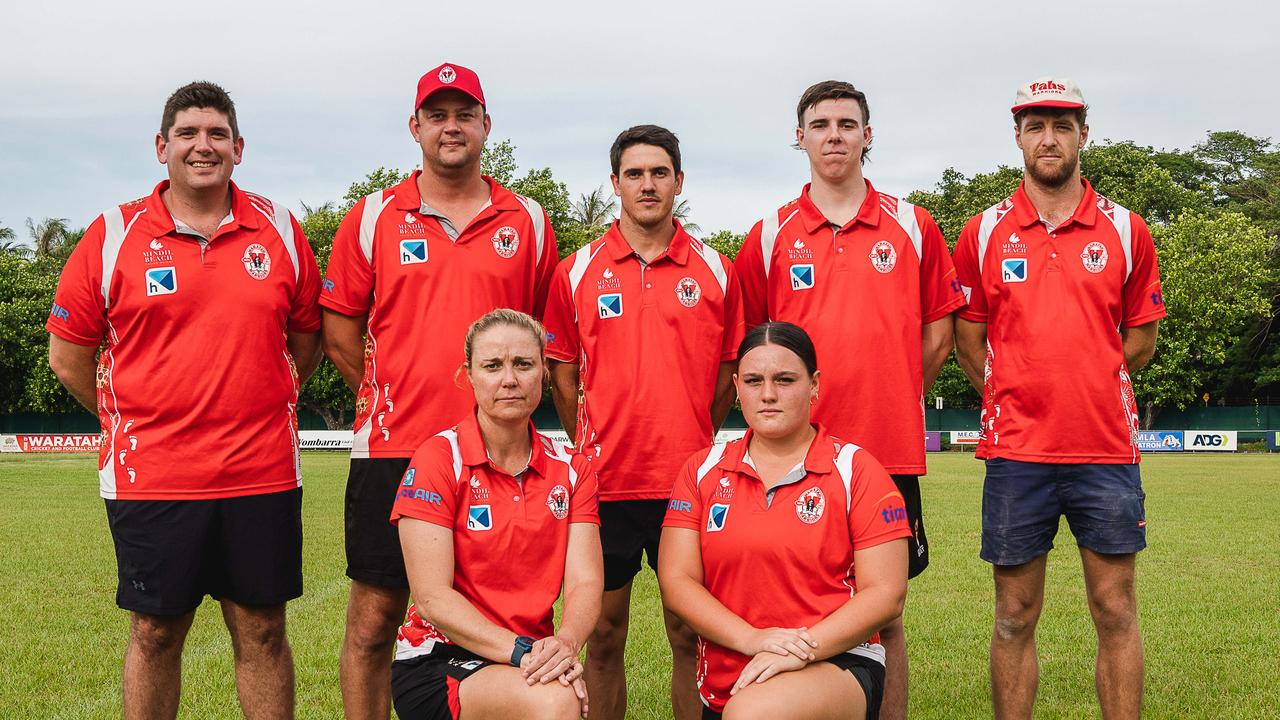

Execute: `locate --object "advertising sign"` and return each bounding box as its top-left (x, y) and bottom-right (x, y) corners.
top-left (1136, 431), bottom-right (1183, 452)
top-left (949, 431), bottom-right (981, 446)
top-left (1184, 430), bottom-right (1238, 452)
top-left (0, 434), bottom-right (101, 453)
top-left (298, 431), bottom-right (354, 450)
top-left (925, 432), bottom-right (942, 452)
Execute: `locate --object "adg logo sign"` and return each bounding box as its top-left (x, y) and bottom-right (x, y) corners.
top-left (1185, 431), bottom-right (1237, 452)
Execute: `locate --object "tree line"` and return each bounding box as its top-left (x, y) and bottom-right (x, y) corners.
top-left (2, 132), bottom-right (1276, 428)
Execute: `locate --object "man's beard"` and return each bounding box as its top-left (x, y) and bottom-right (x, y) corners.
top-left (1026, 153), bottom-right (1078, 188)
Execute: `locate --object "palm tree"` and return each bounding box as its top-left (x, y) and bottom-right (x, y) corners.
top-left (571, 185), bottom-right (617, 229)
top-left (673, 199), bottom-right (701, 235)
top-left (26, 217), bottom-right (74, 260)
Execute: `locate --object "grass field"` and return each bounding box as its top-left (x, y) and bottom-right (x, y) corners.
top-left (2, 452), bottom-right (1277, 719)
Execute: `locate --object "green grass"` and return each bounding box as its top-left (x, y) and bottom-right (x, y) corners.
top-left (2, 452), bottom-right (1277, 718)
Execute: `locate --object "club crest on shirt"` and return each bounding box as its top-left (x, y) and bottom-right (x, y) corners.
top-left (241, 243), bottom-right (271, 280)
top-left (467, 505), bottom-right (492, 531)
top-left (675, 277), bottom-right (701, 308)
top-left (707, 503), bottom-right (730, 532)
top-left (546, 484), bottom-right (570, 520)
top-left (795, 487), bottom-right (825, 524)
top-left (869, 240), bottom-right (897, 273)
top-left (787, 238), bottom-right (813, 260)
top-left (145, 267), bottom-right (177, 296)
top-left (1002, 232), bottom-right (1026, 255)
top-left (492, 226), bottom-right (519, 258)
top-left (714, 476), bottom-right (734, 500)
top-left (597, 267), bottom-right (622, 291)
top-left (1001, 258), bottom-right (1027, 283)
top-left (598, 293), bottom-right (623, 319)
top-left (143, 238), bottom-right (173, 264)
top-left (469, 475), bottom-right (489, 501)
top-left (790, 264), bottom-right (815, 291)
top-left (1081, 242), bottom-right (1108, 273)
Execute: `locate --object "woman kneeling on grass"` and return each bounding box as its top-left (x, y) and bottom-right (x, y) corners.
top-left (659, 322), bottom-right (910, 720)
top-left (390, 309), bottom-right (603, 720)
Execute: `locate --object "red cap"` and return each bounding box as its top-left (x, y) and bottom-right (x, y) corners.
top-left (415, 63), bottom-right (485, 110)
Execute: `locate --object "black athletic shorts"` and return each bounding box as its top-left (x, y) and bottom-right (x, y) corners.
top-left (391, 645), bottom-right (498, 720)
top-left (104, 487), bottom-right (303, 616)
top-left (700, 652), bottom-right (886, 720)
top-left (345, 457), bottom-right (411, 589)
top-left (891, 475), bottom-right (929, 579)
top-left (599, 499), bottom-right (668, 591)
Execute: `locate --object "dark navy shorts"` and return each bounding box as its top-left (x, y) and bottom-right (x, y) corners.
top-left (981, 459), bottom-right (1146, 566)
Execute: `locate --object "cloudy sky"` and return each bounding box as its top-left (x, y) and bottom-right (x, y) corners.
top-left (2, 0), bottom-right (1276, 240)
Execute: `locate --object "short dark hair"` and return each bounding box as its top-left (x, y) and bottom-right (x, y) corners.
top-left (796, 80), bottom-right (871, 161)
top-left (737, 322), bottom-right (818, 376)
top-left (160, 81), bottom-right (239, 140)
top-left (610, 125), bottom-right (681, 176)
top-left (1014, 105), bottom-right (1089, 130)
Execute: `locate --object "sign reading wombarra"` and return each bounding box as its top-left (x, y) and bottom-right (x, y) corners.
top-left (1, 433), bottom-right (102, 453)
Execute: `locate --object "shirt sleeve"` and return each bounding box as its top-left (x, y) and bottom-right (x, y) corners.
top-left (542, 257), bottom-right (580, 363)
top-left (568, 453), bottom-right (600, 525)
top-left (46, 215), bottom-right (107, 346)
top-left (662, 451), bottom-right (706, 531)
top-left (319, 197), bottom-right (376, 317)
top-left (287, 212), bottom-right (322, 333)
top-left (733, 220), bottom-right (770, 331)
top-left (390, 437), bottom-right (460, 528)
top-left (917, 208), bottom-right (966, 324)
top-left (846, 449), bottom-right (912, 549)
top-left (951, 215), bottom-right (989, 323)
top-left (720, 259), bottom-right (746, 362)
top-left (531, 209), bottom-right (559, 319)
top-left (1120, 213), bottom-right (1166, 328)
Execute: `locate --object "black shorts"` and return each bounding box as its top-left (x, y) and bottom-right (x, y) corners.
top-left (345, 457), bottom-right (412, 589)
top-left (891, 475), bottom-right (929, 579)
top-left (391, 645), bottom-right (498, 720)
top-left (105, 487), bottom-right (303, 616)
top-left (599, 499), bottom-right (668, 591)
top-left (700, 653), bottom-right (886, 720)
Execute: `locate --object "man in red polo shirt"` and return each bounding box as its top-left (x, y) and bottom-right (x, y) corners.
top-left (542, 125), bottom-right (744, 720)
top-left (952, 77), bottom-right (1164, 720)
top-left (46, 81), bottom-right (321, 719)
top-left (321, 62), bottom-right (557, 719)
top-left (733, 80), bottom-right (965, 720)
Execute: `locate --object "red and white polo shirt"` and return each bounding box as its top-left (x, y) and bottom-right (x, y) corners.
top-left (542, 221), bottom-right (745, 501)
top-left (734, 182), bottom-right (965, 474)
top-left (662, 428), bottom-right (911, 712)
top-left (391, 412), bottom-right (599, 660)
top-left (46, 180), bottom-right (321, 500)
top-left (952, 179), bottom-right (1166, 463)
top-left (321, 172), bottom-right (557, 458)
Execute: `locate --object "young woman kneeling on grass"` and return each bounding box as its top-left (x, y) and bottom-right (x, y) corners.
top-left (390, 309), bottom-right (602, 720)
top-left (659, 321), bottom-right (910, 720)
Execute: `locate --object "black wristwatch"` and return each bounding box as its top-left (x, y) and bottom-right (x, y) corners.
top-left (510, 635), bottom-right (535, 667)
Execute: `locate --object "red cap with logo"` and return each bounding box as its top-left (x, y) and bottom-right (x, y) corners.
top-left (1011, 77), bottom-right (1085, 114)
top-left (415, 62), bottom-right (485, 110)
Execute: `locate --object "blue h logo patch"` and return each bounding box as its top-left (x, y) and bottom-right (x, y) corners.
top-left (598, 293), bottom-right (623, 318)
top-left (467, 505), bottom-right (492, 531)
top-left (400, 240), bottom-right (427, 265)
top-left (707, 503), bottom-right (729, 532)
top-left (1001, 258), bottom-right (1027, 283)
top-left (790, 264), bottom-right (814, 291)
top-left (145, 267), bottom-right (177, 296)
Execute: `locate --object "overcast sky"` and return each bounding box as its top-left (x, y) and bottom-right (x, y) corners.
top-left (2, 0), bottom-right (1276, 240)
